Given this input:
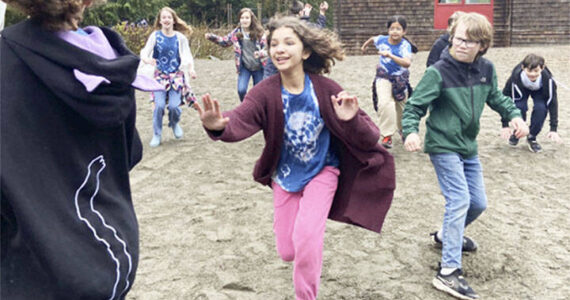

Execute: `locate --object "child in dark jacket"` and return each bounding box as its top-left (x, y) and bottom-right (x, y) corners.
top-left (1, 0), bottom-right (153, 299)
top-left (501, 53), bottom-right (562, 152)
top-left (426, 11), bottom-right (464, 67)
top-left (402, 12), bottom-right (529, 300)
top-left (196, 16), bottom-right (395, 300)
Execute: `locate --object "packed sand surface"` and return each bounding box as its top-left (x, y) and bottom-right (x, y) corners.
top-left (128, 45), bottom-right (569, 300)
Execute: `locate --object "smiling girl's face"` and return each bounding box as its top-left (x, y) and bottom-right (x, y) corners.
top-left (269, 26), bottom-right (311, 75)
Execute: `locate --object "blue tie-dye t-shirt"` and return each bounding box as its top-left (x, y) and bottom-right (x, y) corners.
top-left (274, 74), bottom-right (339, 192)
top-left (374, 35), bottom-right (412, 75)
top-left (153, 31), bottom-right (180, 74)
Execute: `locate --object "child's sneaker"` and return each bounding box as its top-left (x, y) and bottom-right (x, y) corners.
top-left (508, 134), bottom-right (519, 146)
top-left (149, 134), bottom-right (161, 147)
top-left (527, 138), bottom-right (542, 153)
top-left (430, 231), bottom-right (478, 252)
top-left (173, 123), bottom-right (184, 139)
top-left (433, 268), bottom-right (479, 299)
top-left (381, 136), bottom-right (392, 148)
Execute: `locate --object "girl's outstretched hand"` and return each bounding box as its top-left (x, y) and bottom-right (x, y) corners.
top-left (331, 91), bottom-right (359, 121)
top-left (195, 94), bottom-right (230, 131)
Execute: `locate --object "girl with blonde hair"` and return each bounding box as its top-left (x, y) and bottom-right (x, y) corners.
top-left (141, 6), bottom-right (198, 147)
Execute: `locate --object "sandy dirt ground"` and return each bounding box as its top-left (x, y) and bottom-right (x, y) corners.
top-left (127, 45), bottom-right (569, 300)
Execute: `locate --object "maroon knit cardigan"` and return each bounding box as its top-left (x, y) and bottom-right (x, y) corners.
top-left (207, 73), bottom-right (395, 233)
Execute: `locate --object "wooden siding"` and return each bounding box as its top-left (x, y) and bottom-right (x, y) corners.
top-left (509, 0), bottom-right (570, 46)
top-left (335, 0), bottom-right (570, 55)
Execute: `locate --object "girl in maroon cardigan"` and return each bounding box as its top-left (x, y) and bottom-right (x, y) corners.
top-left (196, 16), bottom-right (395, 300)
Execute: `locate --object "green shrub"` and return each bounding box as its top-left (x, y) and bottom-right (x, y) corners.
top-left (112, 23), bottom-right (235, 60)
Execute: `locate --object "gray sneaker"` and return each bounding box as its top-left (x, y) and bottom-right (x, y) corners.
top-left (508, 134), bottom-right (519, 146)
top-left (433, 268), bottom-right (479, 299)
top-left (430, 231), bottom-right (478, 252)
top-left (527, 138), bottom-right (542, 153)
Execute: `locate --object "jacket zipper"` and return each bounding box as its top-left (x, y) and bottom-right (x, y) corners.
top-left (468, 65), bottom-right (474, 126)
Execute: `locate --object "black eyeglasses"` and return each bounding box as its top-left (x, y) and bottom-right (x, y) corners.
top-left (452, 36), bottom-right (480, 48)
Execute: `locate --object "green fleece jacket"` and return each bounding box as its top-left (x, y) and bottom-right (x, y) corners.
top-left (402, 49), bottom-right (521, 158)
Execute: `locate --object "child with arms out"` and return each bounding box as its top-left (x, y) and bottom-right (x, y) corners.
top-left (205, 8), bottom-right (266, 102)
top-left (402, 12), bottom-right (529, 300)
top-left (196, 16), bottom-right (395, 300)
top-left (361, 16), bottom-right (415, 148)
top-left (500, 53), bottom-right (562, 152)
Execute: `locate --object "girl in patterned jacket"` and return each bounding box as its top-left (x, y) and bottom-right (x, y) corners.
top-left (140, 7), bottom-right (197, 147)
top-left (205, 8), bottom-right (267, 102)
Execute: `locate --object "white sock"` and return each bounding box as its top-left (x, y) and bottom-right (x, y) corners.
top-left (437, 229), bottom-right (443, 241)
top-left (440, 267), bottom-right (457, 276)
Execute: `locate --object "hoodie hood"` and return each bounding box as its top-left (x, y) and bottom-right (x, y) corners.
top-left (2, 19), bottom-right (139, 128)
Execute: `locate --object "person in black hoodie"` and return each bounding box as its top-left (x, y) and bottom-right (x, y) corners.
top-left (1, 1), bottom-right (148, 299)
top-left (426, 11), bottom-right (464, 67)
top-left (500, 53), bottom-right (562, 152)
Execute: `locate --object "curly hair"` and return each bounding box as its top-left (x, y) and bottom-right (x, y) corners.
top-left (4, 0), bottom-right (105, 31)
top-left (153, 7), bottom-right (193, 37)
top-left (235, 8), bottom-right (264, 42)
top-left (266, 16), bottom-right (345, 75)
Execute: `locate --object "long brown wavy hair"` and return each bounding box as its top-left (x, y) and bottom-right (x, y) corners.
top-left (266, 16), bottom-right (345, 74)
top-left (235, 8), bottom-right (264, 41)
top-left (5, 0), bottom-right (106, 31)
top-left (153, 6), bottom-right (193, 37)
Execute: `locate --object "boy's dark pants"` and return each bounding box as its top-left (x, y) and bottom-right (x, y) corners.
top-left (515, 89), bottom-right (548, 137)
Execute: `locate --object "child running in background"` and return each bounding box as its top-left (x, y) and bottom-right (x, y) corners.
top-left (426, 11), bottom-right (464, 67)
top-left (2, 0), bottom-right (156, 298)
top-left (402, 12), bottom-right (529, 300)
top-left (205, 8), bottom-right (266, 102)
top-left (140, 7), bottom-right (197, 147)
top-left (263, 1), bottom-right (329, 79)
top-left (195, 16), bottom-right (395, 300)
top-left (361, 15), bottom-right (414, 148)
top-left (500, 53), bottom-right (562, 152)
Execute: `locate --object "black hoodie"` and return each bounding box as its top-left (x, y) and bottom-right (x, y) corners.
top-left (501, 63), bottom-right (558, 132)
top-left (1, 19), bottom-right (142, 299)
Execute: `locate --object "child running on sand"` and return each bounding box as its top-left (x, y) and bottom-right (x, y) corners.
top-left (402, 12), bottom-right (529, 300)
top-left (361, 15), bottom-right (415, 148)
top-left (140, 7), bottom-right (197, 147)
top-left (195, 16), bottom-right (395, 300)
top-left (205, 8), bottom-right (267, 102)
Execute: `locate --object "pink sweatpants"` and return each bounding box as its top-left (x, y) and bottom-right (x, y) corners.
top-left (271, 166), bottom-right (340, 300)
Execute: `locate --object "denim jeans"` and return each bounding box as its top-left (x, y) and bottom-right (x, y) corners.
top-left (237, 65), bottom-right (263, 102)
top-left (429, 153), bottom-right (487, 269)
top-left (153, 89), bottom-right (181, 136)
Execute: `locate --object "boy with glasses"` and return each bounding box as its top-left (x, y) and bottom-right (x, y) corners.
top-left (401, 12), bottom-right (528, 300)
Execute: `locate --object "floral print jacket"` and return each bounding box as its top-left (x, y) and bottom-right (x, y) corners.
top-left (207, 27), bottom-right (267, 73)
